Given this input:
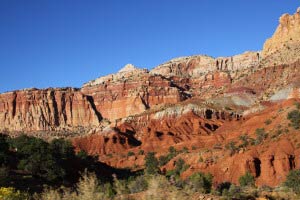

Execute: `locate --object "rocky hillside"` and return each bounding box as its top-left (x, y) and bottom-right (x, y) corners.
top-left (0, 8), bottom-right (299, 187)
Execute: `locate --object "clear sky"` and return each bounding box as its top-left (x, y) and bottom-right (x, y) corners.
top-left (0, 0), bottom-right (299, 93)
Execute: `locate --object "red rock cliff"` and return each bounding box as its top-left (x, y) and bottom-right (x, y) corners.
top-left (0, 88), bottom-right (100, 132)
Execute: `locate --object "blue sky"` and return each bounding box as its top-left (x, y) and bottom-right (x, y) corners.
top-left (0, 0), bottom-right (299, 93)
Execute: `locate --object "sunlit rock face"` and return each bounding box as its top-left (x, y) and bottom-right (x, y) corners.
top-left (0, 88), bottom-right (100, 132)
top-left (263, 8), bottom-right (300, 57)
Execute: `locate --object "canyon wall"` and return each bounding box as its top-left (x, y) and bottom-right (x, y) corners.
top-left (0, 88), bottom-right (100, 132)
top-left (263, 8), bottom-right (300, 57)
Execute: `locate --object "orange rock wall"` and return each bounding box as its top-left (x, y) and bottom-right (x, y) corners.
top-left (0, 88), bottom-right (100, 131)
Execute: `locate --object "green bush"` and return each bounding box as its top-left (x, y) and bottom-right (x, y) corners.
top-left (239, 134), bottom-right (250, 148)
top-left (127, 151), bottom-right (135, 157)
top-left (174, 158), bottom-right (189, 176)
top-left (0, 187), bottom-right (29, 200)
top-left (181, 147), bottom-right (189, 153)
top-left (264, 119), bottom-right (272, 125)
top-left (225, 141), bottom-right (238, 156)
top-left (168, 146), bottom-right (177, 156)
top-left (138, 150), bottom-right (144, 155)
top-left (144, 152), bottom-right (159, 175)
top-left (284, 169), bottom-right (300, 194)
top-left (158, 146), bottom-right (179, 167)
top-left (166, 158), bottom-right (189, 178)
top-left (239, 171), bottom-right (255, 187)
top-left (188, 172), bottom-right (213, 193)
top-left (294, 102), bottom-right (300, 109)
top-left (255, 128), bottom-right (268, 145)
top-left (287, 110), bottom-right (300, 129)
top-left (158, 155), bottom-right (169, 166)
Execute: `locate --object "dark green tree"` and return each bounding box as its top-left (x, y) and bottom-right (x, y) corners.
top-left (239, 171), bottom-right (255, 187)
top-left (11, 135), bottom-right (65, 182)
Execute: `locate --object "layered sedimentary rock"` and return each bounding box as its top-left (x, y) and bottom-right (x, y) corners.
top-left (232, 60), bottom-right (300, 100)
top-left (150, 51), bottom-right (260, 78)
top-left (263, 8), bottom-right (300, 57)
top-left (73, 127), bottom-right (141, 155)
top-left (73, 103), bottom-right (241, 157)
top-left (0, 88), bottom-right (100, 132)
top-left (81, 66), bottom-right (188, 121)
top-left (83, 64), bottom-right (149, 87)
top-left (180, 139), bottom-right (300, 187)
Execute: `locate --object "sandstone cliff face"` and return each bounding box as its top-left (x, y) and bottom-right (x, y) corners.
top-left (150, 51), bottom-right (260, 78)
top-left (263, 8), bottom-right (300, 57)
top-left (0, 88), bottom-right (100, 132)
top-left (81, 72), bottom-right (188, 121)
top-left (232, 60), bottom-right (300, 100)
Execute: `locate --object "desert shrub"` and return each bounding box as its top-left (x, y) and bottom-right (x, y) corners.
top-left (294, 102), bottom-right (300, 109)
top-left (127, 151), bottom-right (135, 157)
top-left (144, 152), bottom-right (159, 175)
top-left (39, 171), bottom-right (107, 200)
top-left (128, 175), bottom-right (148, 193)
top-left (113, 177), bottom-right (129, 196)
top-left (168, 146), bottom-right (177, 156)
top-left (144, 175), bottom-right (188, 200)
top-left (264, 119), bottom-right (272, 125)
top-left (106, 153), bottom-right (113, 158)
top-left (255, 128), bottom-right (268, 145)
top-left (100, 183), bottom-right (115, 198)
top-left (224, 184), bottom-right (243, 199)
top-left (76, 171), bottom-right (106, 199)
top-left (284, 169), bottom-right (300, 194)
top-left (145, 175), bottom-right (169, 199)
top-left (287, 110), bottom-right (300, 129)
top-left (239, 134), bottom-right (250, 148)
top-left (225, 141), bottom-right (238, 156)
top-left (166, 158), bottom-right (189, 178)
top-left (0, 187), bottom-right (29, 200)
top-left (239, 171), bottom-right (255, 187)
top-left (216, 182), bottom-right (231, 196)
top-left (198, 156), bottom-right (204, 162)
top-left (174, 158), bottom-right (189, 175)
top-left (158, 146), bottom-right (179, 167)
top-left (158, 155), bottom-right (169, 166)
top-left (187, 172), bottom-right (213, 193)
top-left (138, 149), bottom-right (144, 155)
top-left (181, 147), bottom-right (189, 153)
